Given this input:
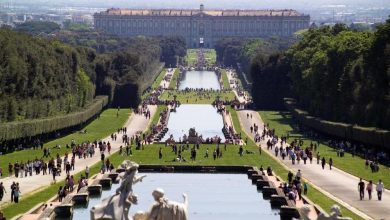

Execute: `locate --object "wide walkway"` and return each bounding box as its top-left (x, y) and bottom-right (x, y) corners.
top-left (159, 68), bottom-right (175, 89)
top-left (226, 70), bottom-right (248, 103)
top-left (237, 109), bottom-right (389, 220)
top-left (0, 105), bottom-right (157, 206)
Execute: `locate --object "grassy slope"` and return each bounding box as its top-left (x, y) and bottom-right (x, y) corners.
top-left (259, 111), bottom-right (390, 189)
top-left (221, 69), bottom-right (231, 90)
top-left (168, 68), bottom-right (179, 90)
top-left (1, 108), bottom-right (131, 218)
top-left (151, 68), bottom-right (166, 90)
top-left (185, 49), bottom-right (197, 66)
top-left (204, 49), bottom-right (216, 66)
top-left (225, 107), bottom-right (362, 220)
top-left (0, 109), bottom-right (131, 177)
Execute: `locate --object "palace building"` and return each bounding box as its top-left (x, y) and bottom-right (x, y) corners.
top-left (94, 4), bottom-right (310, 48)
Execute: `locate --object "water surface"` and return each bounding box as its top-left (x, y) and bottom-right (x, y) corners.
top-left (178, 71), bottom-right (220, 90)
top-left (72, 173), bottom-right (280, 220)
top-left (163, 104), bottom-right (225, 141)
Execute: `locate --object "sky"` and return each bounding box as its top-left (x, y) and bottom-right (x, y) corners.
top-left (8, 0), bottom-right (390, 10)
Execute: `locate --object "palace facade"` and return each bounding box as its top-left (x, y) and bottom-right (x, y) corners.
top-left (94, 4), bottom-right (310, 48)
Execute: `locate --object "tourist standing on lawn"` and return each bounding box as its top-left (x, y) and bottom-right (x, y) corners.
top-left (377, 179), bottom-right (384, 201)
top-left (358, 178), bottom-right (365, 200)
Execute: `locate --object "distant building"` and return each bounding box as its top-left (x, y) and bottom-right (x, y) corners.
top-left (94, 4), bottom-right (310, 48)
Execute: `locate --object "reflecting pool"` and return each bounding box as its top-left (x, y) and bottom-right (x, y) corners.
top-left (72, 173), bottom-right (280, 220)
top-left (178, 71), bottom-right (220, 90)
top-left (163, 104), bottom-right (225, 141)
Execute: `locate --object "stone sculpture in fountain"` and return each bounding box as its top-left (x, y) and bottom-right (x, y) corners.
top-left (90, 160), bottom-right (145, 220)
top-left (90, 160), bottom-right (188, 220)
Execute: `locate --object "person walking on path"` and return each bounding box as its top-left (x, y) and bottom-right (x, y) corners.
top-left (329, 158), bottom-right (333, 170)
top-left (13, 183), bottom-right (20, 203)
top-left (321, 157), bottom-right (326, 170)
top-left (85, 166), bottom-right (90, 179)
top-left (377, 179), bottom-right (384, 201)
top-left (358, 178), bottom-right (365, 200)
top-left (366, 180), bottom-right (373, 200)
top-left (10, 182), bottom-right (16, 202)
top-left (0, 182), bottom-right (6, 201)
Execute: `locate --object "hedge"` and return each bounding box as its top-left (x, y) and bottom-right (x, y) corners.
top-left (0, 96), bottom-right (109, 141)
top-left (284, 98), bottom-right (390, 149)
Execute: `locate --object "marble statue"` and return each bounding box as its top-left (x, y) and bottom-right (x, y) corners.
top-left (298, 204), bottom-right (311, 220)
top-left (317, 205), bottom-right (352, 220)
top-left (132, 188), bottom-right (188, 220)
top-left (90, 161), bottom-right (146, 220)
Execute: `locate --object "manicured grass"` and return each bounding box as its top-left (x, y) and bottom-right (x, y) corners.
top-left (203, 49), bottom-right (216, 66)
top-left (2, 107), bottom-right (362, 220)
top-left (259, 111), bottom-right (390, 189)
top-left (221, 69), bottom-right (231, 90)
top-left (0, 108), bottom-right (131, 177)
top-left (168, 68), bottom-right (179, 90)
top-left (151, 68), bottom-right (167, 90)
top-left (185, 49), bottom-right (216, 66)
top-left (185, 49), bottom-right (198, 66)
top-left (160, 90), bottom-right (236, 104)
top-left (232, 110), bottom-right (362, 220)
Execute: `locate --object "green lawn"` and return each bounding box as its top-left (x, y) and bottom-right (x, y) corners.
top-left (168, 68), bottom-right (179, 90)
top-left (0, 108), bottom-right (131, 177)
top-left (259, 111), bottom-right (390, 189)
top-left (203, 49), bottom-right (216, 66)
top-left (1, 107), bottom-right (363, 220)
top-left (221, 69), bottom-right (231, 90)
top-left (1, 108), bottom-right (131, 218)
top-left (185, 49), bottom-right (216, 66)
top-left (151, 68), bottom-right (167, 90)
top-left (160, 90), bottom-right (236, 104)
top-left (185, 49), bottom-right (198, 66)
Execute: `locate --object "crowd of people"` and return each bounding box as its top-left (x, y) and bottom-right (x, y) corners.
top-left (294, 124), bottom-right (389, 168)
top-left (358, 178), bottom-right (384, 201)
top-left (0, 122), bottom-right (136, 205)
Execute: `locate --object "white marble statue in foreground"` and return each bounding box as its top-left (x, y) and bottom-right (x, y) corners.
top-left (299, 204), bottom-right (352, 220)
top-left (90, 160), bottom-right (146, 220)
top-left (133, 188), bottom-right (189, 220)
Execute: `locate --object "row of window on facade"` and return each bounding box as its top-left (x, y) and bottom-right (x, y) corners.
top-left (95, 19), bottom-right (307, 29)
top-left (103, 26), bottom-right (294, 36)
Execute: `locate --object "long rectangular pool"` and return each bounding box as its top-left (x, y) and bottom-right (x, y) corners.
top-left (163, 104), bottom-right (225, 141)
top-left (179, 71), bottom-right (220, 90)
top-left (72, 173), bottom-right (279, 220)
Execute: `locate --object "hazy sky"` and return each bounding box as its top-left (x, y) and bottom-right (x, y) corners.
top-left (9, 0), bottom-right (390, 10)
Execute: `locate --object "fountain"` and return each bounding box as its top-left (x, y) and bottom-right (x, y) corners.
top-left (90, 161), bottom-right (188, 220)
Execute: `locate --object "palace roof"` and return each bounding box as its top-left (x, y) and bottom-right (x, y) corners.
top-left (96, 8), bottom-right (306, 17)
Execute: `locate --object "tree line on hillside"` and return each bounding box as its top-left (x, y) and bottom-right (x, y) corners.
top-left (56, 30), bottom-right (186, 67)
top-left (0, 27), bottom-right (187, 123)
top-left (215, 19), bottom-right (390, 130)
top-left (215, 37), bottom-right (294, 109)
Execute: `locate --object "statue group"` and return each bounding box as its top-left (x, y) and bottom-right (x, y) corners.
top-left (90, 160), bottom-right (188, 220)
